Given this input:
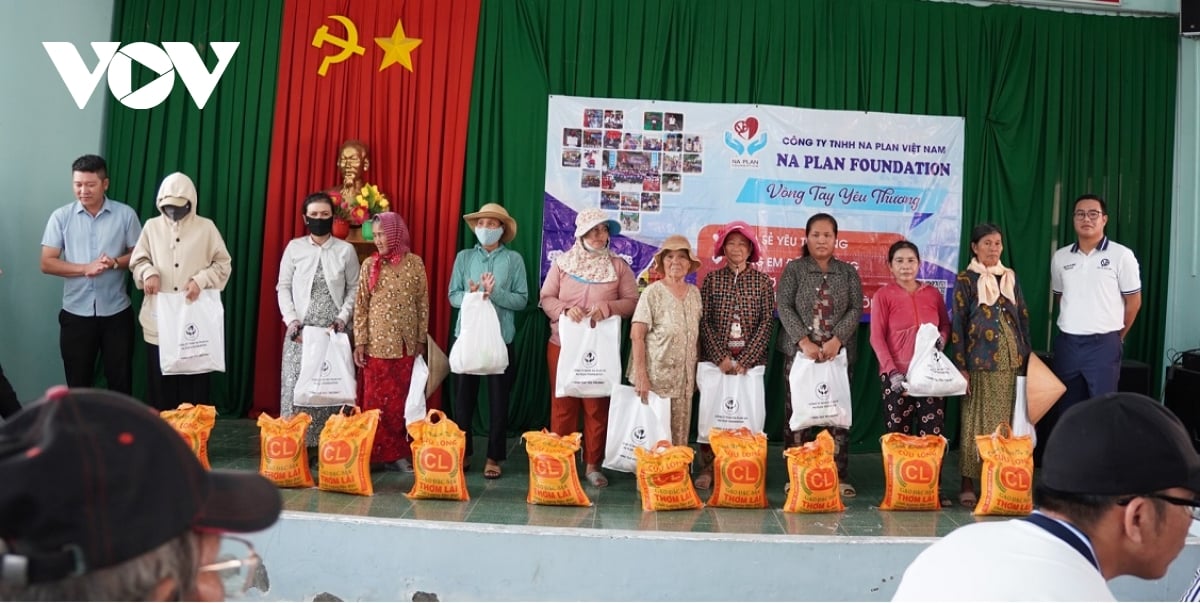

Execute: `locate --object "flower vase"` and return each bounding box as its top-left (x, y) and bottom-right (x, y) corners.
top-left (332, 218), bottom-right (350, 239)
top-left (361, 220), bottom-right (374, 241)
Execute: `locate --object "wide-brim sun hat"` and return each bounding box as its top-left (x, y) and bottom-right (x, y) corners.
top-left (574, 207), bottom-right (621, 239)
top-left (713, 221), bottom-right (762, 264)
top-left (464, 203), bottom-right (518, 244)
top-left (653, 234), bottom-right (701, 275)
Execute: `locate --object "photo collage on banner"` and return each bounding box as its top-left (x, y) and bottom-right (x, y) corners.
top-left (544, 95), bottom-right (966, 319)
top-left (561, 107), bottom-right (699, 236)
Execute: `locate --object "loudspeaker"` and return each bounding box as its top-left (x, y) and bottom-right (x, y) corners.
top-left (1184, 0), bottom-right (1200, 36)
top-left (1182, 349), bottom-right (1200, 372)
top-left (1165, 365), bottom-right (1200, 451)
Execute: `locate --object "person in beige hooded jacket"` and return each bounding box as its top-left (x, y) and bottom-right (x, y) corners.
top-left (130, 172), bottom-right (232, 410)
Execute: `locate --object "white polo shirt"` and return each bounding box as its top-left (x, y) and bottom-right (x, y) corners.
top-left (1050, 237), bottom-right (1140, 335)
top-left (892, 519), bottom-right (1114, 601)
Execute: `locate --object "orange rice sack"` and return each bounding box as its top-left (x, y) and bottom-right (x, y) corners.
top-left (783, 430), bottom-right (844, 513)
top-left (522, 430), bottom-right (591, 506)
top-left (974, 423), bottom-right (1034, 516)
top-left (256, 413), bottom-right (315, 488)
top-left (880, 433), bottom-right (947, 511)
top-left (160, 403), bottom-right (217, 470)
top-left (635, 442), bottom-right (703, 511)
top-left (317, 407), bottom-right (380, 496)
top-left (707, 427), bottom-right (768, 509)
top-left (406, 409), bottom-right (469, 501)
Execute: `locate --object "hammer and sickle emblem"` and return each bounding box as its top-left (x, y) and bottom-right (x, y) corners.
top-left (312, 15), bottom-right (366, 77)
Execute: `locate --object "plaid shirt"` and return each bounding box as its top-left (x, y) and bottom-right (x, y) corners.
top-left (699, 265), bottom-right (775, 368)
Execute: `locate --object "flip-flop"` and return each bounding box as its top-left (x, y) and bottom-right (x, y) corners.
top-left (694, 470), bottom-right (713, 490)
top-left (484, 461), bottom-right (502, 479)
top-left (586, 470), bottom-right (609, 488)
top-left (840, 482), bottom-right (857, 498)
top-left (940, 497), bottom-right (954, 508)
top-left (959, 492), bottom-right (978, 507)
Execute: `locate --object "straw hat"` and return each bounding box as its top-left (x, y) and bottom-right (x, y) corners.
top-left (653, 234), bottom-right (701, 274)
top-left (574, 207), bottom-right (621, 238)
top-left (713, 221), bottom-right (762, 264)
top-left (464, 203), bottom-right (518, 244)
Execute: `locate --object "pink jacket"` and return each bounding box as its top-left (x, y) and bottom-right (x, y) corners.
top-left (539, 261), bottom-right (639, 346)
top-left (869, 282), bottom-right (951, 375)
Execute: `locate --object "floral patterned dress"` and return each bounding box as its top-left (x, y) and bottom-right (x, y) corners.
top-left (280, 262), bottom-right (345, 447)
top-left (628, 280), bottom-right (702, 446)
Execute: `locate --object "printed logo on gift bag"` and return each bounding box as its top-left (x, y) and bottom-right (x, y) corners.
top-left (319, 360), bottom-right (331, 377)
top-left (184, 323), bottom-right (199, 341)
top-left (721, 397), bottom-right (739, 416)
top-left (632, 426), bottom-right (648, 445)
top-left (805, 466), bottom-right (837, 493)
top-left (583, 351), bottom-right (597, 368)
top-left (815, 381), bottom-right (830, 400)
top-left (1000, 466), bottom-right (1032, 492)
top-left (900, 459), bottom-right (937, 485)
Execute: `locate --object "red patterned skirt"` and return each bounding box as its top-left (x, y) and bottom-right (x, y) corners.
top-left (360, 355), bottom-right (415, 463)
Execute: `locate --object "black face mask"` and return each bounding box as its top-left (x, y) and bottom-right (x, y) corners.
top-left (163, 202), bottom-right (192, 222)
top-left (305, 216), bottom-right (334, 236)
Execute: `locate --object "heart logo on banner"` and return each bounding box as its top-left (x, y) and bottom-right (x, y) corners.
top-left (734, 117), bottom-right (759, 140)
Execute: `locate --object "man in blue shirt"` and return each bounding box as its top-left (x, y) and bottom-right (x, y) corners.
top-left (39, 155), bottom-right (142, 394)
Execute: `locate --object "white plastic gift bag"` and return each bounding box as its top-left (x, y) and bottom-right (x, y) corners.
top-left (449, 291), bottom-right (509, 375)
top-left (695, 362), bottom-right (766, 443)
top-left (293, 326), bottom-right (357, 407)
top-left (788, 350), bottom-right (853, 431)
top-left (156, 290), bottom-right (226, 375)
top-left (555, 315), bottom-right (621, 398)
top-left (1011, 375), bottom-right (1037, 446)
top-left (602, 384), bottom-right (672, 473)
top-left (405, 355), bottom-right (430, 427)
top-left (905, 323), bottom-right (968, 397)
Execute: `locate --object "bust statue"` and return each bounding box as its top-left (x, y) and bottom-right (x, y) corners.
top-left (336, 139), bottom-right (370, 203)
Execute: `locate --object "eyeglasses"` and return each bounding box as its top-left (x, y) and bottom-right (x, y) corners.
top-left (1073, 210), bottom-right (1104, 221)
top-left (198, 536), bottom-right (267, 596)
top-left (1117, 493), bottom-right (1200, 520)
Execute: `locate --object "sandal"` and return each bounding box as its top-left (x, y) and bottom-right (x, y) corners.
top-left (585, 470), bottom-right (609, 488)
top-left (940, 497), bottom-right (954, 508)
top-left (694, 469), bottom-right (714, 490)
top-left (484, 460), bottom-right (502, 480)
top-left (959, 491), bottom-right (977, 507)
top-left (840, 482), bottom-right (857, 498)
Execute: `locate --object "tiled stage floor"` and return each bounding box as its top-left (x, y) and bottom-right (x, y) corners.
top-left (210, 419), bottom-right (1005, 538)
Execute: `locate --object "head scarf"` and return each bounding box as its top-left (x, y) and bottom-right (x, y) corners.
top-left (967, 257), bottom-right (1016, 307)
top-left (555, 239), bottom-right (618, 283)
top-left (368, 212), bottom-right (412, 292)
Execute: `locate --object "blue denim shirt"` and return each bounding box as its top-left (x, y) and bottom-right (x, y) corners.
top-left (448, 244), bottom-right (528, 343)
top-left (41, 198), bottom-right (142, 316)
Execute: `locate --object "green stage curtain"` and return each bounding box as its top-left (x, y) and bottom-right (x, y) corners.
top-left (105, 0), bottom-right (284, 415)
top-left (461, 0), bottom-right (1177, 451)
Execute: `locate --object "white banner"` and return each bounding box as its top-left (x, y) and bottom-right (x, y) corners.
top-left (542, 96), bottom-right (965, 319)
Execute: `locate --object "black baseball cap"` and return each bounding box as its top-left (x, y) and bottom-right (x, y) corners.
top-left (1041, 392), bottom-right (1200, 495)
top-left (0, 387), bottom-right (282, 586)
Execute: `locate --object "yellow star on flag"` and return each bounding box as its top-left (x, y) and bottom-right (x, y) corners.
top-left (375, 19), bottom-right (422, 72)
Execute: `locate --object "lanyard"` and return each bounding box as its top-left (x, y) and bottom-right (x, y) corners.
top-left (1022, 513), bottom-right (1100, 570)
